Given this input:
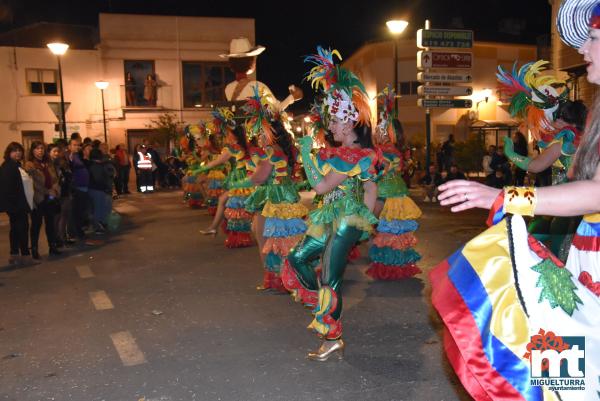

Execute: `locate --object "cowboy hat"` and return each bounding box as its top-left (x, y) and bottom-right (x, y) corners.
top-left (557, 0), bottom-right (600, 48)
top-left (219, 37), bottom-right (266, 58)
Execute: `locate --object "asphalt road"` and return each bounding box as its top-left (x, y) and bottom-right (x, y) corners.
top-left (0, 190), bottom-right (487, 401)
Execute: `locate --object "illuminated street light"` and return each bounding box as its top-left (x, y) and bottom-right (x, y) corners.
top-left (386, 20), bottom-right (409, 113)
top-left (386, 20), bottom-right (409, 35)
top-left (95, 81), bottom-right (109, 143)
top-left (47, 42), bottom-right (69, 56)
top-left (95, 80), bottom-right (109, 90)
top-left (47, 42), bottom-right (69, 139)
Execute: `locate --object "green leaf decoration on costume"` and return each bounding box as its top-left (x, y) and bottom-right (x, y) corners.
top-left (509, 92), bottom-right (530, 118)
top-left (530, 258), bottom-right (582, 316)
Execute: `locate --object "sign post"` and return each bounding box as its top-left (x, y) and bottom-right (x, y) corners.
top-left (417, 29), bottom-right (473, 49)
top-left (417, 24), bottom-right (474, 171)
top-left (417, 51), bottom-right (473, 69)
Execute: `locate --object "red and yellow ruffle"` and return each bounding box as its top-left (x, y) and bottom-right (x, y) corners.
top-left (262, 235), bottom-right (304, 257)
top-left (372, 232), bottom-right (417, 250)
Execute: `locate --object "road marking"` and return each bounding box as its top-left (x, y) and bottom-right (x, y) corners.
top-left (89, 290), bottom-right (114, 310)
top-left (76, 265), bottom-right (95, 279)
top-left (110, 331), bottom-right (147, 366)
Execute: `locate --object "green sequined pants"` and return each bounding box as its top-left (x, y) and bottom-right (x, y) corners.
top-left (288, 222), bottom-right (363, 323)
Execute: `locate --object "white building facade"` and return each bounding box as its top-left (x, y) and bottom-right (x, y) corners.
top-left (0, 13), bottom-right (257, 152)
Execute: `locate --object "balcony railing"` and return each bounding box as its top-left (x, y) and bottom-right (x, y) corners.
top-left (120, 84), bottom-right (174, 111)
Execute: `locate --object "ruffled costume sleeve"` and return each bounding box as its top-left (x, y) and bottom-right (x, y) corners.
top-left (315, 147), bottom-right (378, 181)
top-left (538, 126), bottom-right (581, 170)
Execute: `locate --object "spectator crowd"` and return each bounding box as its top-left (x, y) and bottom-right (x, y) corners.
top-left (0, 133), bottom-right (178, 266)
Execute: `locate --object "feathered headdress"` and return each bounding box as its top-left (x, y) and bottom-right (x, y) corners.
top-left (186, 121), bottom-right (207, 139)
top-left (242, 85), bottom-right (277, 144)
top-left (179, 122), bottom-right (205, 152)
top-left (304, 46), bottom-right (371, 127)
top-left (497, 60), bottom-right (569, 137)
top-left (376, 85), bottom-right (400, 145)
top-left (307, 101), bottom-right (329, 147)
top-left (208, 107), bottom-right (235, 137)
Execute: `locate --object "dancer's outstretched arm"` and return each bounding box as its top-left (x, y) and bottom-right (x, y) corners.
top-left (438, 163), bottom-right (600, 216)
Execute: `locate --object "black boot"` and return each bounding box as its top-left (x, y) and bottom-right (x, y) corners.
top-left (31, 247), bottom-right (40, 260)
top-left (49, 246), bottom-right (62, 256)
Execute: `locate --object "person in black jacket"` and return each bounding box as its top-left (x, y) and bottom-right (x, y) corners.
top-left (511, 130), bottom-right (529, 186)
top-left (0, 142), bottom-right (36, 265)
top-left (88, 148), bottom-right (114, 234)
top-left (419, 163), bottom-right (443, 202)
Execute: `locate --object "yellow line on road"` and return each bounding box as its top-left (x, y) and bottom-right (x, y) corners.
top-left (89, 290), bottom-right (114, 310)
top-left (76, 265), bottom-right (95, 279)
top-left (110, 331), bottom-right (147, 366)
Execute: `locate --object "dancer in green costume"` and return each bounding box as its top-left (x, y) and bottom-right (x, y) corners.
top-left (281, 46), bottom-right (378, 361)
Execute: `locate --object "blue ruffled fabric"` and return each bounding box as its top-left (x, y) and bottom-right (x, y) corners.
top-left (539, 128), bottom-right (577, 156)
top-left (369, 246), bottom-right (421, 266)
top-left (263, 218), bottom-right (307, 238)
top-left (377, 220), bottom-right (419, 235)
top-left (227, 220), bottom-right (251, 232)
top-left (225, 196), bottom-right (248, 209)
top-left (208, 180), bottom-right (223, 189)
top-left (265, 252), bottom-right (283, 272)
top-left (576, 220), bottom-right (600, 236)
top-left (264, 218), bottom-right (306, 238)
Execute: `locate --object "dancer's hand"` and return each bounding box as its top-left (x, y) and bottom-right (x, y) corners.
top-left (438, 180), bottom-right (501, 212)
top-left (289, 85), bottom-right (303, 101)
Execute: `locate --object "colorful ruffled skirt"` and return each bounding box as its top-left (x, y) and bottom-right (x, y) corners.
top-left (368, 174), bottom-right (422, 280)
top-left (182, 172), bottom-right (204, 208)
top-left (246, 182), bottom-right (308, 290)
top-left (222, 168), bottom-right (254, 248)
top-left (206, 169), bottom-right (226, 216)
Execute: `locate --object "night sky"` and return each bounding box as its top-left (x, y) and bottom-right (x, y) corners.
top-left (0, 0), bottom-right (551, 111)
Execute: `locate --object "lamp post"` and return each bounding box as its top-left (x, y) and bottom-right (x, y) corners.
top-left (95, 81), bottom-right (110, 143)
top-left (47, 43), bottom-right (69, 140)
top-left (386, 19), bottom-right (409, 113)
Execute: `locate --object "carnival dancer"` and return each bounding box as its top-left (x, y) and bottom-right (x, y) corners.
top-left (220, 37), bottom-right (303, 112)
top-left (367, 86), bottom-right (422, 280)
top-left (198, 108), bottom-right (254, 248)
top-left (497, 61), bottom-right (587, 259)
top-left (203, 133), bottom-right (226, 216)
top-left (281, 47), bottom-right (378, 361)
top-left (181, 124), bottom-right (207, 208)
top-left (136, 145), bottom-right (154, 193)
top-left (240, 86), bottom-right (308, 291)
top-left (429, 3), bottom-right (600, 399)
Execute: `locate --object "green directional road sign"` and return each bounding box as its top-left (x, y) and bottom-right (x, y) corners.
top-left (417, 29), bottom-right (474, 49)
top-left (417, 99), bottom-right (472, 108)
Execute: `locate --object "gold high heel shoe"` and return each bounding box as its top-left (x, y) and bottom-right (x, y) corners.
top-left (199, 228), bottom-right (217, 237)
top-left (307, 339), bottom-right (345, 361)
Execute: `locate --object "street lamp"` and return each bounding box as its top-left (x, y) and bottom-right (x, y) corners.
top-left (95, 81), bottom-right (110, 143)
top-left (386, 20), bottom-right (409, 113)
top-left (475, 88), bottom-right (493, 119)
top-left (47, 42), bottom-right (69, 140)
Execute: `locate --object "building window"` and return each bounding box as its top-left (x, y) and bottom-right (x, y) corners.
top-left (398, 81), bottom-right (420, 96)
top-left (124, 60), bottom-right (157, 107)
top-left (182, 62), bottom-right (234, 108)
top-left (26, 69), bottom-right (58, 95)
